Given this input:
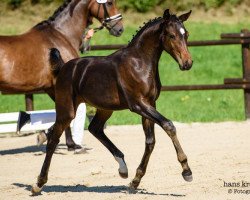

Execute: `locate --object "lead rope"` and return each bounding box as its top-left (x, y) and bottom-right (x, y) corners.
top-left (80, 3), bottom-right (101, 53)
top-left (79, 28), bottom-right (95, 53)
top-left (93, 2), bottom-right (110, 33)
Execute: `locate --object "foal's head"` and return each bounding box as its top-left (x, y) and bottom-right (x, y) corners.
top-left (89, 0), bottom-right (124, 36)
top-left (161, 9), bottom-right (192, 71)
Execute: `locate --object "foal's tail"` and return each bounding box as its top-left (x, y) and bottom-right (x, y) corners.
top-left (49, 48), bottom-right (65, 77)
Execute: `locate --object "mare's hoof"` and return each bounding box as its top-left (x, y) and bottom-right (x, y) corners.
top-left (67, 144), bottom-right (82, 151)
top-left (37, 131), bottom-right (47, 146)
top-left (119, 171), bottom-right (128, 179)
top-left (31, 184), bottom-right (43, 195)
top-left (182, 170), bottom-right (193, 182)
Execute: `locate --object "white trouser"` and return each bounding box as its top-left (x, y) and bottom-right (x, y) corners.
top-left (71, 103), bottom-right (86, 146)
top-left (30, 103), bottom-right (86, 146)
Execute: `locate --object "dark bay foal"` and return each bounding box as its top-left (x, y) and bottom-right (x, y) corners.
top-left (32, 9), bottom-right (193, 194)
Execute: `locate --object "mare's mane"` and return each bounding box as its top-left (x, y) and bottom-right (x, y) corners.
top-left (34, 0), bottom-right (81, 28)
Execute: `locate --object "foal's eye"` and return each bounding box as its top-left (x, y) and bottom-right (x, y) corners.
top-left (169, 34), bottom-right (176, 39)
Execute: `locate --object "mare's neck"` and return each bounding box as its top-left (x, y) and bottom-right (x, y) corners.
top-left (51, 0), bottom-right (89, 51)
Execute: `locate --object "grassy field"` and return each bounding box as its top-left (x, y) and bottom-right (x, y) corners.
top-left (0, 7), bottom-right (249, 124)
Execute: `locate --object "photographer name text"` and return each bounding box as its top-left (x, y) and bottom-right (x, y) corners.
top-left (224, 181), bottom-right (250, 195)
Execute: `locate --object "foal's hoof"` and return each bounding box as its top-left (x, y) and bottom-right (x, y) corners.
top-left (182, 170), bottom-right (193, 182)
top-left (115, 156), bottom-right (128, 179)
top-left (119, 171), bottom-right (128, 179)
top-left (127, 183), bottom-right (137, 194)
top-left (31, 184), bottom-right (43, 195)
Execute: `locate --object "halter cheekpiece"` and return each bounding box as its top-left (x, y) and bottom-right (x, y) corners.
top-left (94, 0), bottom-right (122, 32)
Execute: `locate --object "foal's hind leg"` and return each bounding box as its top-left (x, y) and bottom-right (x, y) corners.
top-left (31, 98), bottom-right (76, 194)
top-left (129, 117), bottom-right (155, 192)
top-left (45, 88), bottom-right (77, 149)
top-left (131, 101), bottom-right (192, 186)
top-left (88, 109), bottom-right (128, 178)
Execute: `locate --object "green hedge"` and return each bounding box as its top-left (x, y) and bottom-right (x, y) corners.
top-left (3, 0), bottom-right (246, 12)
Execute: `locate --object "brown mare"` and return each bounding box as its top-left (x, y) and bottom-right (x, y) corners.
top-left (32, 9), bottom-right (193, 194)
top-left (0, 0), bottom-right (123, 149)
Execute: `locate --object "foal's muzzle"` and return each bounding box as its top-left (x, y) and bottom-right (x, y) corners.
top-left (179, 60), bottom-right (193, 71)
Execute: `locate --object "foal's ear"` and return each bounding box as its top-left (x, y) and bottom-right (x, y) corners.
top-left (178, 10), bottom-right (192, 22)
top-left (163, 9), bottom-right (171, 20)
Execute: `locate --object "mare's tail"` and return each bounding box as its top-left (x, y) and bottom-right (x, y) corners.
top-left (49, 48), bottom-right (65, 77)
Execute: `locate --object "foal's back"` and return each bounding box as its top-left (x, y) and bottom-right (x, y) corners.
top-left (56, 51), bottom-right (129, 110)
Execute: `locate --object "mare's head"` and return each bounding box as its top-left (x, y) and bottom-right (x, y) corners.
top-left (89, 0), bottom-right (124, 36)
top-left (161, 9), bottom-right (192, 71)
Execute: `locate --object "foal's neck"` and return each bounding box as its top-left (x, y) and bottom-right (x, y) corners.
top-left (51, 0), bottom-right (89, 51)
top-left (129, 19), bottom-right (164, 67)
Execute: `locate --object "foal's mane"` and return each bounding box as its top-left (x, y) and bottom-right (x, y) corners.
top-left (128, 17), bottom-right (163, 46)
top-left (128, 14), bottom-right (181, 46)
top-left (34, 0), bottom-right (81, 28)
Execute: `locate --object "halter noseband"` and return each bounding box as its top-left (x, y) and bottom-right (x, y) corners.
top-left (95, 0), bottom-right (122, 32)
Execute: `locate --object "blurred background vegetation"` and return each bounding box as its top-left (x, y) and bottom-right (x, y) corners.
top-left (1, 0), bottom-right (250, 13)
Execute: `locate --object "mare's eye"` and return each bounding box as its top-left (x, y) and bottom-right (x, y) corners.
top-left (107, 1), bottom-right (113, 6)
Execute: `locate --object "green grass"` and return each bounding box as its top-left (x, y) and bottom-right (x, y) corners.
top-left (0, 19), bottom-right (249, 124)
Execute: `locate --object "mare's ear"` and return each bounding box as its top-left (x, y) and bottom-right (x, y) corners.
top-left (163, 9), bottom-right (171, 20)
top-left (178, 10), bottom-right (192, 22)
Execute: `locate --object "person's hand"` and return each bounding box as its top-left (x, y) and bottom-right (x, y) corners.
top-left (85, 29), bottom-right (94, 40)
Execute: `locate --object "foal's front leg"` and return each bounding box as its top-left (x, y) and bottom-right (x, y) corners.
top-left (88, 109), bottom-right (128, 178)
top-left (129, 117), bottom-right (155, 192)
top-left (131, 102), bottom-right (192, 188)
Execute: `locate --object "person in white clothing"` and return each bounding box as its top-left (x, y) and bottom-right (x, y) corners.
top-left (71, 103), bottom-right (86, 148)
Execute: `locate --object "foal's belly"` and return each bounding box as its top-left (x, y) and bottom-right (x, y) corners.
top-left (81, 83), bottom-right (128, 111)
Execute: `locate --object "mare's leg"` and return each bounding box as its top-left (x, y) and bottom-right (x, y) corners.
top-left (88, 109), bottom-right (128, 178)
top-left (129, 117), bottom-right (155, 192)
top-left (130, 101), bottom-right (192, 188)
top-left (31, 96), bottom-right (76, 195)
top-left (45, 88), bottom-right (77, 149)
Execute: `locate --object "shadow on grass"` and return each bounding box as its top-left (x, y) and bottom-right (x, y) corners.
top-left (13, 183), bottom-right (185, 197)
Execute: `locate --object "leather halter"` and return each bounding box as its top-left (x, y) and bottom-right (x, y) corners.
top-left (94, 0), bottom-right (122, 32)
